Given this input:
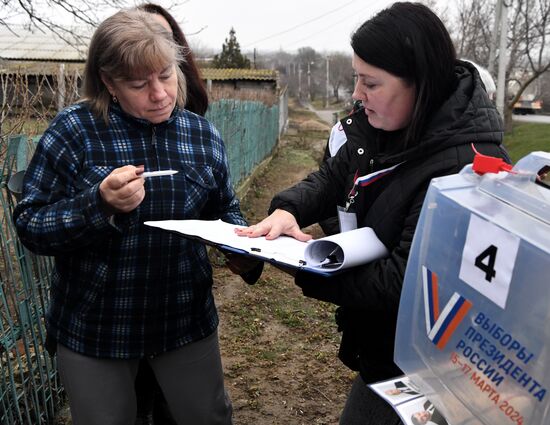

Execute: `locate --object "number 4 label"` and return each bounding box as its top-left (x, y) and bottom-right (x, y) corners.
top-left (459, 214), bottom-right (520, 309)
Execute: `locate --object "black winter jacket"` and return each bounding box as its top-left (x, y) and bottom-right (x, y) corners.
top-left (269, 61), bottom-right (509, 384)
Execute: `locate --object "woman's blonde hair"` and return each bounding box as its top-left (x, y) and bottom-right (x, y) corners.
top-left (83, 9), bottom-right (187, 124)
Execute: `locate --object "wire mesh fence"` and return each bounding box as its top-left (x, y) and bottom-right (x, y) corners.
top-left (0, 138), bottom-right (63, 424)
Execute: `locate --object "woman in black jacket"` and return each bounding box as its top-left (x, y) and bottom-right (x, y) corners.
top-left (237, 2), bottom-right (509, 424)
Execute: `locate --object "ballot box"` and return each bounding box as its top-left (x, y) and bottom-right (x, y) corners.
top-left (394, 151), bottom-right (550, 425)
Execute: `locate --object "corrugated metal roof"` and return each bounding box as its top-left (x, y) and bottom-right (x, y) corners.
top-left (0, 26), bottom-right (89, 62)
top-left (201, 68), bottom-right (278, 81)
top-left (0, 61), bottom-right (84, 75)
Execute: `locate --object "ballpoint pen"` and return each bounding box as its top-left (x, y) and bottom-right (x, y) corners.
top-left (141, 170), bottom-right (178, 178)
top-left (319, 246), bottom-right (342, 267)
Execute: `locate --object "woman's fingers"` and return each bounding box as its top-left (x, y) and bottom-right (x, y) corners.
top-left (99, 165), bottom-right (145, 213)
top-left (235, 209), bottom-right (312, 241)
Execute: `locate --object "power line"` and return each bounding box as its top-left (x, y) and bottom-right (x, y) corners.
top-left (284, 0), bottom-right (387, 50)
top-left (243, 0), bottom-right (362, 48)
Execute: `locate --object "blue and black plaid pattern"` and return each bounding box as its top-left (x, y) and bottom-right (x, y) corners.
top-left (14, 103), bottom-right (247, 358)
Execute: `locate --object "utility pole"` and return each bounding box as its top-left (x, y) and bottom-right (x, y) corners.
top-left (307, 62), bottom-right (312, 101)
top-left (488, 0), bottom-right (508, 120)
top-left (488, 0), bottom-right (503, 76)
top-left (325, 56), bottom-right (330, 108)
top-left (298, 66), bottom-right (302, 99)
top-left (496, 0), bottom-right (508, 119)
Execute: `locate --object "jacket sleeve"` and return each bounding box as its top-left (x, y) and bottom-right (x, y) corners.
top-left (294, 188), bottom-right (427, 313)
top-left (318, 134), bottom-right (343, 236)
top-left (12, 128), bottom-right (119, 256)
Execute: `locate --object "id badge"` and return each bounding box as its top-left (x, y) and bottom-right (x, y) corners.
top-left (337, 205), bottom-right (357, 232)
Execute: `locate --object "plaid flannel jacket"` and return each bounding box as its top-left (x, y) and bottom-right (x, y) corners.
top-left (13, 102), bottom-right (247, 358)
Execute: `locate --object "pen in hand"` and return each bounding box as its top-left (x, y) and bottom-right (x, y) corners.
top-left (140, 170), bottom-right (178, 178)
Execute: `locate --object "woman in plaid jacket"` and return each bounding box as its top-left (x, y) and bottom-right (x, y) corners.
top-left (13, 8), bottom-right (259, 425)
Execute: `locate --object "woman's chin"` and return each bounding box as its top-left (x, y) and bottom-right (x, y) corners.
top-left (366, 113), bottom-right (381, 129)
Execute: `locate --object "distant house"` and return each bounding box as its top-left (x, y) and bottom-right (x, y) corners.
top-left (201, 68), bottom-right (280, 104)
top-left (0, 26), bottom-right (87, 112)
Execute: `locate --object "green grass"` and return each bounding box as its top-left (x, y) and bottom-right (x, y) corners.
top-left (503, 122), bottom-right (550, 163)
top-left (280, 148), bottom-right (318, 168)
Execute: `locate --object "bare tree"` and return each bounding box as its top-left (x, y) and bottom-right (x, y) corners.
top-left (453, 0), bottom-right (495, 64)
top-left (505, 0), bottom-right (550, 123)
top-left (0, 0), bottom-right (183, 47)
top-left (450, 0), bottom-right (550, 128)
top-left (327, 53), bottom-right (353, 103)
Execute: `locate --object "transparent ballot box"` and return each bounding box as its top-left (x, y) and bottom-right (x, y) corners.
top-left (395, 152), bottom-right (550, 425)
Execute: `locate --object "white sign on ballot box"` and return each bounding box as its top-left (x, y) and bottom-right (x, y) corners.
top-left (394, 152), bottom-right (550, 425)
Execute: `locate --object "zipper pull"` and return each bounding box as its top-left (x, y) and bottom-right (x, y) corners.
top-left (369, 158), bottom-right (374, 172)
top-left (151, 127), bottom-right (157, 146)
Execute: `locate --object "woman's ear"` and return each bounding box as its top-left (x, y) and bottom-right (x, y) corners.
top-left (100, 73), bottom-right (115, 97)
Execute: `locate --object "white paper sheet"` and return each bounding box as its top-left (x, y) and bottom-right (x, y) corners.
top-left (144, 219), bottom-right (389, 273)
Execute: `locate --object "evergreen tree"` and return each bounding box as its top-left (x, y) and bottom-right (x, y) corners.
top-left (212, 28), bottom-right (251, 69)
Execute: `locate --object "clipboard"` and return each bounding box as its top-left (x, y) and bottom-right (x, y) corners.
top-left (144, 219), bottom-right (389, 276)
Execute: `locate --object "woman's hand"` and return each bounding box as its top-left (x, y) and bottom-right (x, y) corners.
top-left (234, 209), bottom-right (312, 241)
top-left (99, 165), bottom-right (145, 214)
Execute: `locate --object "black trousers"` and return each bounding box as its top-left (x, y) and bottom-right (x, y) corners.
top-left (339, 375), bottom-right (404, 425)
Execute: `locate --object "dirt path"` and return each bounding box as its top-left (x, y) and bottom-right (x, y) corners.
top-left (300, 100), bottom-right (340, 126)
top-left (214, 99), bottom-right (353, 424)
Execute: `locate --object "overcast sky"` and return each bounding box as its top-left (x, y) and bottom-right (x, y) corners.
top-left (169, 0), bottom-right (452, 54)
top-left (9, 0), bottom-right (450, 55)
top-left (170, 0), bottom-right (400, 53)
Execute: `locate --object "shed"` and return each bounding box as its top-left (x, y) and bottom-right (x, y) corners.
top-left (201, 68), bottom-right (279, 104)
top-left (0, 26), bottom-right (87, 112)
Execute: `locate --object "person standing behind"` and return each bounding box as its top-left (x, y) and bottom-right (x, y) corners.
top-left (13, 9), bottom-right (259, 425)
top-left (133, 5), bottom-right (209, 424)
top-left (235, 2), bottom-right (509, 424)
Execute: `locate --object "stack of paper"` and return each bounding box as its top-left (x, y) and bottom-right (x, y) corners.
top-left (144, 219), bottom-right (389, 274)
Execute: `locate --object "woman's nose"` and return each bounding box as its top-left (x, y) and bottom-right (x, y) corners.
top-left (352, 82), bottom-right (366, 102)
top-left (149, 80), bottom-right (166, 101)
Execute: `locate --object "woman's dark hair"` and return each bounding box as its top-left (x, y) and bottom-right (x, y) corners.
top-left (351, 2), bottom-right (457, 145)
top-left (138, 3), bottom-right (209, 116)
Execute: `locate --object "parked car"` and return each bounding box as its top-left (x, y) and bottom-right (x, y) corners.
top-left (513, 97), bottom-right (543, 114)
